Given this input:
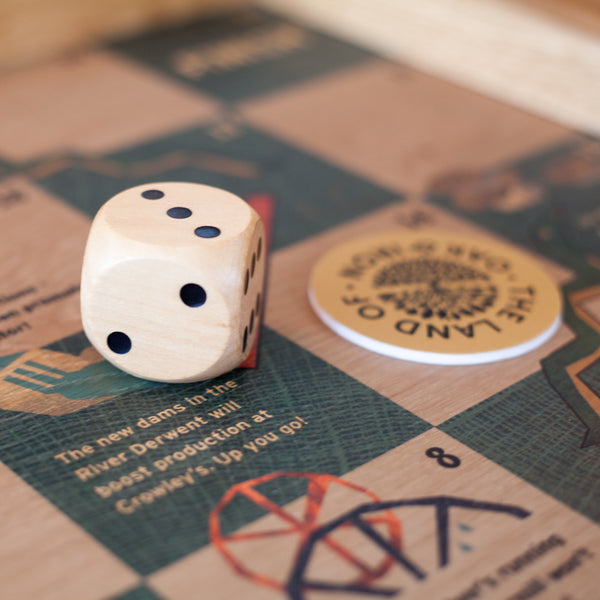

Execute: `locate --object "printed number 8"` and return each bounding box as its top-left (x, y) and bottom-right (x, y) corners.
top-left (425, 447), bottom-right (461, 468)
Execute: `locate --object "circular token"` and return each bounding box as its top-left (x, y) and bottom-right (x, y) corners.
top-left (308, 230), bottom-right (562, 365)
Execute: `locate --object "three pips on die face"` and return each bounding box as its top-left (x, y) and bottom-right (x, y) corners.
top-left (80, 182), bottom-right (266, 383)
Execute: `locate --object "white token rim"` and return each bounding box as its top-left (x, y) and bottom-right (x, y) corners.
top-left (308, 282), bottom-right (562, 366)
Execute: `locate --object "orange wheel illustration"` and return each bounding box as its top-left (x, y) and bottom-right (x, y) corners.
top-left (210, 471), bottom-right (402, 593)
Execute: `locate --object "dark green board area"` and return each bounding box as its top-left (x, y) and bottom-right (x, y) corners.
top-left (441, 371), bottom-right (600, 523)
top-left (112, 9), bottom-right (375, 102)
top-left (0, 328), bottom-right (429, 574)
top-left (36, 124), bottom-right (399, 252)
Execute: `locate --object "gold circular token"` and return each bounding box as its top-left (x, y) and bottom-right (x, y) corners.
top-left (308, 230), bottom-right (562, 365)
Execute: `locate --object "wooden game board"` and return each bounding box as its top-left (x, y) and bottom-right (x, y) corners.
top-left (0, 8), bottom-right (599, 600)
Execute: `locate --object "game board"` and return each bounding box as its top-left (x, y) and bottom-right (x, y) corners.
top-left (0, 8), bottom-right (599, 600)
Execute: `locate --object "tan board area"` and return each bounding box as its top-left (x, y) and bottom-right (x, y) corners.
top-left (0, 177), bottom-right (90, 354)
top-left (0, 51), bottom-right (218, 163)
top-left (0, 462), bottom-right (139, 599)
top-left (243, 60), bottom-right (568, 194)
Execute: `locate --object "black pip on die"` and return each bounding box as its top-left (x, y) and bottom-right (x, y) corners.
top-left (80, 182), bottom-right (265, 383)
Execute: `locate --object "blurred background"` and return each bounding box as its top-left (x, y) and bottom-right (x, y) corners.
top-left (1, 0), bottom-right (599, 136)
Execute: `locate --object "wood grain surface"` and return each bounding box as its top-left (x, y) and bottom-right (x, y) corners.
top-left (0, 0), bottom-right (249, 72)
top-left (0, 5), bottom-right (598, 599)
top-left (261, 0), bottom-right (600, 135)
top-left (81, 182), bottom-right (265, 382)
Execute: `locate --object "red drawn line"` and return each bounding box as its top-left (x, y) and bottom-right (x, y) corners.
top-left (223, 527), bottom-right (298, 542)
top-left (210, 472), bottom-right (403, 592)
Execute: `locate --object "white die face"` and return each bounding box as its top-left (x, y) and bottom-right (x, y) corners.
top-left (81, 182), bottom-right (265, 383)
top-left (100, 182), bottom-right (255, 247)
top-left (83, 259), bottom-right (233, 382)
